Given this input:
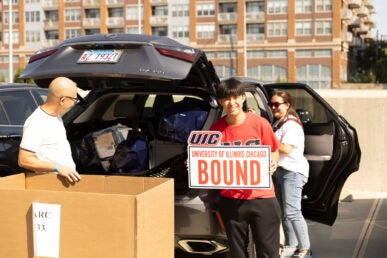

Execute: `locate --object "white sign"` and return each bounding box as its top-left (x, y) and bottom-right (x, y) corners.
top-left (32, 202), bottom-right (61, 258)
top-left (188, 145), bottom-right (271, 189)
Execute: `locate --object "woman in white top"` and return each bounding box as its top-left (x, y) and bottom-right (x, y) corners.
top-left (270, 91), bottom-right (312, 258)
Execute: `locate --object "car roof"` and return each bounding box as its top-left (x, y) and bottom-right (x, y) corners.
top-left (0, 83), bottom-right (40, 90)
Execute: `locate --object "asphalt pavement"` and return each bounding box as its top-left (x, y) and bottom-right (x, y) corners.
top-left (176, 190), bottom-right (387, 258)
top-left (306, 191), bottom-right (386, 258)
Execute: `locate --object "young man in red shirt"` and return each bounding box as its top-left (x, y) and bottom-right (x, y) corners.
top-left (210, 78), bottom-right (281, 258)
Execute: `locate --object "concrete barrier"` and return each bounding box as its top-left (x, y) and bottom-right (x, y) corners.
top-left (316, 89), bottom-right (387, 197)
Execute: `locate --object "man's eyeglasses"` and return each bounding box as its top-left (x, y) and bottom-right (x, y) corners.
top-left (62, 96), bottom-right (79, 104)
top-left (269, 102), bottom-right (285, 108)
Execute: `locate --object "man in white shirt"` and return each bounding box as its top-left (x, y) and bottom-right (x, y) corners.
top-left (18, 77), bottom-right (81, 183)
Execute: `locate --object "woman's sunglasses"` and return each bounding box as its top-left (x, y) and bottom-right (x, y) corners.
top-left (269, 102), bottom-right (285, 108)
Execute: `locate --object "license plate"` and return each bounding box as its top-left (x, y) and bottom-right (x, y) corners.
top-left (77, 50), bottom-right (123, 63)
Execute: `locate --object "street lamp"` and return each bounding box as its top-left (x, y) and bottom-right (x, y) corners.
top-left (8, 0), bottom-right (13, 83)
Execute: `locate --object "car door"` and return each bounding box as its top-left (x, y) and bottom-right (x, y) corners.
top-left (0, 87), bottom-right (48, 176)
top-left (263, 83), bottom-right (361, 225)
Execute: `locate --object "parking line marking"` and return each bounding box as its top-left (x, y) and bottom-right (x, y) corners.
top-left (352, 192), bottom-right (385, 258)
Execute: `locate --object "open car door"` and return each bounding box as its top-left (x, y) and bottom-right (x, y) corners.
top-left (263, 83), bottom-right (361, 225)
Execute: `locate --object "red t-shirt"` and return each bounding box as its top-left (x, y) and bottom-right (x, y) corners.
top-left (210, 113), bottom-right (280, 199)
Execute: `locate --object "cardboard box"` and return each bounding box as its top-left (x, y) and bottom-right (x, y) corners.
top-left (0, 173), bottom-right (174, 258)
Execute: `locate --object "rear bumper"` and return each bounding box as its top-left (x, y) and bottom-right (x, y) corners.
top-left (175, 196), bottom-right (228, 255)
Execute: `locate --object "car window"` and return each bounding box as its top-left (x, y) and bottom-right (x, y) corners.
top-left (0, 106), bottom-right (7, 124)
top-left (0, 90), bottom-right (37, 125)
top-left (32, 89), bottom-right (48, 104)
top-left (277, 88), bottom-right (328, 124)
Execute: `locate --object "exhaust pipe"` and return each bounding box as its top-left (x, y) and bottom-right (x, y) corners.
top-left (178, 239), bottom-right (228, 255)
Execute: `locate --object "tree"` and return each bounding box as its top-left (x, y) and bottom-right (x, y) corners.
top-left (13, 68), bottom-right (33, 83)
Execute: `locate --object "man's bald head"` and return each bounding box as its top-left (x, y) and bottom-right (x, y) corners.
top-left (48, 77), bottom-right (77, 99)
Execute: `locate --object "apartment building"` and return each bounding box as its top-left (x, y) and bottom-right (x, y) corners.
top-left (0, 0), bottom-right (376, 88)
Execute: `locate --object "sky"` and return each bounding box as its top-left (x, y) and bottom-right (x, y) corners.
top-left (374, 0), bottom-right (387, 37)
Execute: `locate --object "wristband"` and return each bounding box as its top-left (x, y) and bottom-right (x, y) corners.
top-left (54, 164), bottom-right (60, 173)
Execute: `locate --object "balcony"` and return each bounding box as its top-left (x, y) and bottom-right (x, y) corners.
top-left (106, 0), bottom-right (123, 7)
top-left (43, 39), bottom-right (60, 47)
top-left (83, 18), bottom-right (101, 27)
top-left (341, 9), bottom-right (353, 20)
top-left (83, 0), bottom-right (100, 8)
top-left (149, 0), bottom-right (168, 6)
top-left (347, 0), bottom-right (361, 9)
top-left (246, 34), bottom-right (264, 42)
top-left (43, 19), bottom-right (59, 30)
top-left (218, 34), bottom-right (237, 43)
top-left (341, 31), bottom-right (353, 42)
top-left (218, 12), bottom-right (237, 24)
top-left (364, 16), bottom-right (376, 27)
top-left (364, 0), bottom-right (374, 9)
top-left (106, 17), bottom-right (124, 27)
top-left (245, 12), bottom-right (265, 22)
top-left (357, 24), bottom-right (368, 35)
top-left (348, 17), bottom-right (361, 28)
top-left (42, 0), bottom-right (58, 10)
top-left (357, 6), bottom-right (369, 17)
top-left (150, 16), bottom-right (168, 26)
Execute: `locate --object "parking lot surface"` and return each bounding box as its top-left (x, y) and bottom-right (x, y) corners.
top-left (176, 191), bottom-right (387, 258)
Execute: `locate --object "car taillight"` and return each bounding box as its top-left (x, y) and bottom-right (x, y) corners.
top-left (28, 49), bottom-right (58, 64)
top-left (155, 47), bottom-right (195, 63)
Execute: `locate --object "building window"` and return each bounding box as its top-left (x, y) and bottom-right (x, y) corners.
top-left (296, 0), bottom-right (312, 13)
top-left (316, 0), bottom-right (332, 12)
top-left (267, 0), bottom-right (288, 14)
top-left (247, 50), bottom-right (265, 58)
top-left (268, 22), bottom-right (288, 36)
top-left (315, 49), bottom-right (332, 57)
top-left (152, 26), bottom-right (167, 36)
top-left (296, 49), bottom-right (313, 57)
top-left (26, 31), bottom-right (40, 43)
top-left (109, 8), bottom-right (124, 18)
top-left (4, 0), bottom-right (18, 4)
top-left (247, 23), bottom-right (264, 34)
top-left (65, 9), bottom-right (81, 22)
top-left (246, 1), bottom-right (265, 12)
top-left (296, 21), bottom-right (312, 35)
top-left (297, 64), bottom-right (331, 88)
top-left (4, 31), bottom-right (19, 44)
top-left (214, 65), bottom-right (236, 78)
top-left (65, 29), bottom-right (81, 39)
top-left (172, 26), bottom-right (189, 39)
top-left (45, 30), bottom-right (58, 40)
top-left (127, 26), bottom-right (144, 34)
top-left (218, 51), bottom-right (237, 59)
top-left (197, 24), bottom-right (215, 39)
top-left (171, 4), bottom-right (189, 17)
top-left (4, 11), bottom-right (19, 24)
top-left (267, 50), bottom-right (287, 58)
top-left (197, 3), bottom-right (215, 16)
top-left (247, 65), bottom-right (287, 82)
top-left (205, 51), bottom-right (216, 59)
top-left (316, 20), bottom-right (332, 35)
top-left (126, 6), bottom-right (144, 20)
top-left (25, 11), bottom-right (40, 22)
top-left (152, 6), bottom-right (168, 16)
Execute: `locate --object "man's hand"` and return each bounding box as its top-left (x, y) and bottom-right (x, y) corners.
top-left (57, 165), bottom-right (81, 183)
